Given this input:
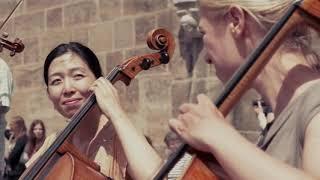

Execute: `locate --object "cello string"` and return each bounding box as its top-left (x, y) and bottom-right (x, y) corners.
top-left (0, 0), bottom-right (24, 31)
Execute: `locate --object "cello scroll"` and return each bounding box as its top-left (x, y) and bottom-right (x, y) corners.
top-left (0, 32), bottom-right (24, 56)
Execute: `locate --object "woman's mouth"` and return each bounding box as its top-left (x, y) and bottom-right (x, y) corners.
top-left (62, 98), bottom-right (82, 105)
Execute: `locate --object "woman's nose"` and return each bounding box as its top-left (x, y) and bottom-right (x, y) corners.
top-left (62, 79), bottom-right (75, 95)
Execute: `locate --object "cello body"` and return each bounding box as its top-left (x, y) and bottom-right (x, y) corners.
top-left (46, 153), bottom-right (106, 180)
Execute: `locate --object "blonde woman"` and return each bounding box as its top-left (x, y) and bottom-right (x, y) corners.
top-left (169, 0), bottom-right (320, 179)
top-left (3, 116), bottom-right (28, 180)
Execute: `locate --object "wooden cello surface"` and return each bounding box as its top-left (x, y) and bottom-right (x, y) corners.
top-left (44, 142), bottom-right (107, 180)
top-left (153, 0), bottom-right (320, 179)
top-left (19, 28), bottom-right (175, 180)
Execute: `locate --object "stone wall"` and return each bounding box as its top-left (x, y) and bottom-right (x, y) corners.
top-left (0, 0), bottom-right (260, 159)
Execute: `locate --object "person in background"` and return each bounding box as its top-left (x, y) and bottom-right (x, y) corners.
top-left (3, 116), bottom-right (27, 180)
top-left (252, 99), bottom-right (274, 130)
top-left (24, 119), bottom-right (46, 160)
top-left (0, 57), bottom-right (13, 173)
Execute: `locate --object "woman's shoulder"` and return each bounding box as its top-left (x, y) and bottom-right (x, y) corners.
top-left (45, 133), bottom-right (58, 144)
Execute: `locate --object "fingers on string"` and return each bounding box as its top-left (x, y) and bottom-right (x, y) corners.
top-left (179, 103), bottom-right (197, 114)
top-left (169, 118), bottom-right (186, 137)
top-left (89, 81), bottom-right (98, 92)
top-left (97, 77), bottom-right (118, 96)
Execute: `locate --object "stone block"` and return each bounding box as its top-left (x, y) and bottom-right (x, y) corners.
top-left (14, 11), bottom-right (45, 37)
top-left (168, 55), bottom-right (189, 80)
top-left (23, 37), bottom-right (40, 64)
top-left (205, 77), bottom-right (223, 101)
top-left (135, 15), bottom-right (156, 45)
top-left (4, 51), bottom-right (23, 67)
top-left (89, 22), bottom-right (113, 52)
top-left (72, 28), bottom-right (89, 46)
top-left (189, 79), bottom-right (207, 103)
top-left (192, 49), bottom-right (209, 78)
top-left (171, 79), bottom-right (191, 116)
top-left (7, 88), bottom-right (67, 135)
top-left (0, 20), bottom-right (13, 36)
top-left (41, 30), bottom-right (72, 59)
top-left (0, 1), bottom-right (17, 19)
top-left (95, 52), bottom-right (106, 76)
top-left (139, 76), bottom-right (172, 108)
top-left (157, 9), bottom-right (180, 33)
top-left (114, 19), bottom-right (134, 49)
top-left (65, 0), bottom-right (97, 27)
top-left (106, 51), bottom-right (124, 74)
top-left (47, 7), bottom-right (63, 29)
top-left (123, 0), bottom-right (168, 15)
top-left (26, 0), bottom-right (66, 11)
top-left (99, 0), bottom-right (121, 21)
top-left (12, 65), bottom-right (43, 89)
top-left (113, 78), bottom-right (140, 114)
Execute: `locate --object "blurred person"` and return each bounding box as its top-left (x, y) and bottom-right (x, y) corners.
top-left (3, 116), bottom-right (27, 180)
top-left (0, 57), bottom-right (13, 173)
top-left (24, 119), bottom-right (46, 160)
top-left (252, 99), bottom-right (274, 130)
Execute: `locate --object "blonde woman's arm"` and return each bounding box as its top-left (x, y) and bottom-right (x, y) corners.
top-left (169, 94), bottom-right (317, 180)
top-left (25, 133), bottom-right (57, 167)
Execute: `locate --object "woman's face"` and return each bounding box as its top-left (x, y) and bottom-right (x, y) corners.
top-left (33, 123), bottom-right (44, 139)
top-left (199, 7), bottom-right (246, 82)
top-left (47, 52), bottom-right (96, 118)
top-left (9, 122), bottom-right (18, 135)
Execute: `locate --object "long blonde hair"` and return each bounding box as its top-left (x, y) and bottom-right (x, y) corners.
top-left (199, 0), bottom-right (320, 71)
top-left (10, 116), bottom-right (27, 140)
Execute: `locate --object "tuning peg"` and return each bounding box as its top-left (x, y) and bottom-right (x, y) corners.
top-left (14, 38), bottom-right (22, 43)
top-left (10, 50), bottom-right (16, 56)
top-left (2, 32), bottom-right (9, 38)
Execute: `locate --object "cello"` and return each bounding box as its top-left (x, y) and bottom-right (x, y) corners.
top-left (19, 28), bottom-right (175, 180)
top-left (0, 34), bottom-right (24, 56)
top-left (153, 0), bottom-right (320, 179)
top-left (0, 0), bottom-right (24, 56)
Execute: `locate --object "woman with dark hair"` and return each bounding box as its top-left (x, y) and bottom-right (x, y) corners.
top-left (25, 42), bottom-right (161, 180)
top-left (3, 116), bottom-right (28, 180)
top-left (25, 119), bottom-right (46, 160)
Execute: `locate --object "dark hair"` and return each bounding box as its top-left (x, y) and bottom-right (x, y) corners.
top-left (26, 119), bottom-right (46, 158)
top-left (252, 100), bottom-right (273, 116)
top-left (43, 42), bottom-right (102, 86)
top-left (164, 131), bottom-right (181, 146)
top-left (252, 100), bottom-right (266, 107)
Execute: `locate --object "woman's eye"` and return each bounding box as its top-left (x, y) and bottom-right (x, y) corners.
top-left (74, 74), bottom-right (84, 80)
top-left (50, 79), bottom-right (61, 86)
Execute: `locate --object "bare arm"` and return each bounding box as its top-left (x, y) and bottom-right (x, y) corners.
top-left (25, 133), bottom-right (56, 167)
top-left (169, 94), bottom-right (316, 180)
top-left (91, 78), bottom-right (162, 180)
